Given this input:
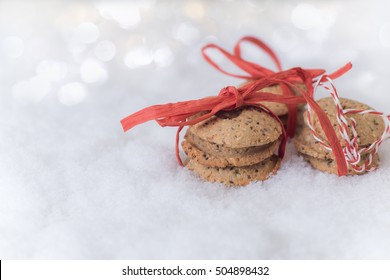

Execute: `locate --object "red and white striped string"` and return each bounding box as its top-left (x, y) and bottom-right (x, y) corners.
top-left (305, 75), bottom-right (390, 173)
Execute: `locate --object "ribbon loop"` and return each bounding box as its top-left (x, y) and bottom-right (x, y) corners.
top-left (202, 36), bottom-right (283, 79)
top-left (234, 36), bottom-right (283, 72)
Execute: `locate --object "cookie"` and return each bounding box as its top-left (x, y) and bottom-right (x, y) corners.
top-left (301, 153), bottom-right (380, 175)
top-left (188, 107), bottom-right (282, 148)
top-left (258, 83), bottom-right (306, 116)
top-left (294, 124), bottom-right (336, 159)
top-left (182, 138), bottom-right (280, 167)
top-left (303, 97), bottom-right (385, 146)
top-left (185, 130), bottom-right (279, 157)
top-left (239, 83), bottom-right (306, 116)
top-left (186, 155), bottom-right (281, 186)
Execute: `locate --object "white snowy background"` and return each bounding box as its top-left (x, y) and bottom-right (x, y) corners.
top-left (1, 0), bottom-right (390, 259)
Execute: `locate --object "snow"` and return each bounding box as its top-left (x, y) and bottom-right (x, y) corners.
top-left (1, 0), bottom-right (390, 259)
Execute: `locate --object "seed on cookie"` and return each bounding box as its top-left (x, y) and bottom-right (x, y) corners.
top-left (301, 153), bottom-right (379, 175)
top-left (303, 97), bottom-right (385, 146)
top-left (182, 138), bottom-right (280, 168)
top-left (296, 97), bottom-right (384, 175)
top-left (186, 155), bottom-right (281, 186)
top-left (189, 106), bottom-right (283, 148)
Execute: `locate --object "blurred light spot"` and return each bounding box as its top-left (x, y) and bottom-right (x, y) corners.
top-left (94, 40), bottom-right (116, 61)
top-left (3, 36), bottom-right (24, 58)
top-left (379, 23), bottom-right (390, 47)
top-left (97, 2), bottom-right (140, 28)
top-left (124, 47), bottom-right (153, 68)
top-left (74, 22), bottom-right (100, 44)
top-left (58, 82), bottom-right (86, 105)
top-left (184, 2), bottom-right (205, 20)
top-left (153, 47), bottom-right (174, 67)
top-left (272, 27), bottom-right (298, 52)
top-left (291, 3), bottom-right (322, 30)
top-left (12, 76), bottom-right (51, 102)
top-left (36, 60), bottom-right (68, 82)
top-left (173, 23), bottom-right (200, 44)
top-left (136, 0), bottom-right (156, 10)
top-left (80, 59), bottom-right (108, 83)
top-left (67, 40), bottom-right (87, 55)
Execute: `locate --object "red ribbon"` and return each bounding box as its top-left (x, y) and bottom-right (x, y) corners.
top-left (120, 36), bottom-right (352, 176)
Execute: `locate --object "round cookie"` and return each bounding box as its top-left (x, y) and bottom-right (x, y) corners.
top-left (258, 83), bottom-right (306, 116)
top-left (185, 130), bottom-right (279, 157)
top-left (301, 153), bottom-right (380, 175)
top-left (188, 107), bottom-right (282, 149)
top-left (303, 97), bottom-right (385, 147)
top-left (182, 138), bottom-right (280, 168)
top-left (295, 123), bottom-right (374, 160)
top-left (239, 82), bottom-right (306, 116)
top-left (294, 124), bottom-right (336, 160)
top-left (186, 155), bottom-right (281, 186)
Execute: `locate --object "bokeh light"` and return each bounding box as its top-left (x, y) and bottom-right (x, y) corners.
top-left (80, 59), bottom-right (108, 83)
top-left (36, 60), bottom-right (68, 82)
top-left (96, 2), bottom-right (141, 28)
top-left (58, 82), bottom-right (86, 105)
top-left (153, 46), bottom-right (174, 68)
top-left (291, 3), bottom-right (322, 30)
top-left (124, 46), bottom-right (154, 68)
top-left (94, 40), bottom-right (116, 61)
top-left (74, 22), bottom-right (100, 44)
top-left (172, 23), bottom-right (200, 45)
top-left (0, 0), bottom-right (389, 107)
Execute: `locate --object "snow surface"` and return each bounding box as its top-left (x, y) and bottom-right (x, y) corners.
top-left (1, 0), bottom-right (390, 259)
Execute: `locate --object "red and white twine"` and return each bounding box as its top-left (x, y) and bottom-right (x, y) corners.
top-left (306, 75), bottom-right (390, 173)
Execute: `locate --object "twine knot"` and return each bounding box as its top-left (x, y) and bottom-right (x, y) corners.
top-left (218, 86), bottom-right (243, 108)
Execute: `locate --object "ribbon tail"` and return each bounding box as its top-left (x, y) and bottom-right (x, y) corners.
top-left (176, 126), bottom-right (184, 167)
top-left (327, 62), bottom-right (352, 80)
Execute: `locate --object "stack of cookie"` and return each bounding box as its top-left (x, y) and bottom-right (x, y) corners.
top-left (295, 97), bottom-right (384, 175)
top-left (182, 107), bottom-right (282, 186)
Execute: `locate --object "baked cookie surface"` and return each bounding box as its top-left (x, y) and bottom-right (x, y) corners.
top-left (182, 138), bottom-right (280, 167)
top-left (185, 130), bottom-right (280, 156)
top-left (303, 97), bottom-right (385, 146)
top-left (258, 83), bottom-right (306, 116)
top-left (189, 107), bottom-right (282, 148)
top-left (294, 125), bottom-right (372, 160)
top-left (186, 155), bottom-right (281, 186)
top-left (301, 153), bottom-right (379, 175)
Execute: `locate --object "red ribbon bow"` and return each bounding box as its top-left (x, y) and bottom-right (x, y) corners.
top-left (120, 36), bottom-right (352, 176)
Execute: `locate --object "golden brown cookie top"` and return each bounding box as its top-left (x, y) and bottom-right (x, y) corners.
top-left (188, 107), bottom-right (282, 148)
top-left (258, 85), bottom-right (289, 116)
top-left (303, 97), bottom-right (385, 146)
top-left (239, 83), bottom-right (306, 116)
top-left (259, 84), bottom-right (306, 115)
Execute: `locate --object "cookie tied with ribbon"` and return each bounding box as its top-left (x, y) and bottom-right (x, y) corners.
top-left (120, 36), bottom-right (389, 185)
top-left (183, 107), bottom-right (283, 186)
top-left (295, 77), bottom-right (390, 175)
